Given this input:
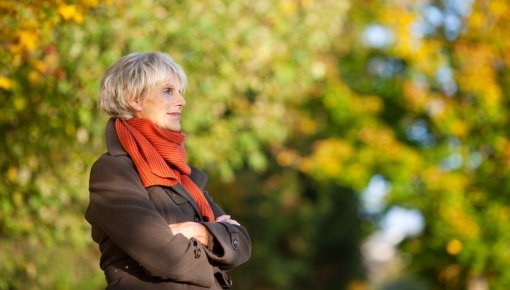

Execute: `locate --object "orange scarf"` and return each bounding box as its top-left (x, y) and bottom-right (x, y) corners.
top-left (115, 118), bottom-right (215, 222)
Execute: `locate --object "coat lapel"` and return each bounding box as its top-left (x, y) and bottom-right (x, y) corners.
top-left (170, 183), bottom-right (201, 217)
top-left (170, 167), bottom-right (209, 219)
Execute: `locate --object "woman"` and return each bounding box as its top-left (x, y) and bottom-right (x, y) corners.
top-left (85, 52), bottom-right (251, 290)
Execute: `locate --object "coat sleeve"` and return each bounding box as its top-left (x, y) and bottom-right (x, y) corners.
top-left (200, 190), bottom-right (252, 269)
top-left (87, 155), bottom-right (214, 287)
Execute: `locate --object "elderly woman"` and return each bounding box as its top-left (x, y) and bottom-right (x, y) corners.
top-left (85, 52), bottom-right (251, 290)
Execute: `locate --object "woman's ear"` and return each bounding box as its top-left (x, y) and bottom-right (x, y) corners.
top-left (127, 97), bottom-right (142, 112)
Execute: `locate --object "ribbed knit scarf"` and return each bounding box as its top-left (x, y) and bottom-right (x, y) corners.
top-left (115, 118), bottom-right (215, 222)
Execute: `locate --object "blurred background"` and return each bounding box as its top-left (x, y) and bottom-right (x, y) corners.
top-left (1, 0), bottom-right (509, 289)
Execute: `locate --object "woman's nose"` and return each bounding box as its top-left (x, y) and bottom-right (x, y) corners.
top-left (176, 93), bottom-right (186, 107)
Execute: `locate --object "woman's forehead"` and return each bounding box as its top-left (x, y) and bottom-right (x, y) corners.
top-left (155, 74), bottom-right (182, 87)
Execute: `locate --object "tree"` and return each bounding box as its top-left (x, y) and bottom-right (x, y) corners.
top-left (7, 0), bottom-right (508, 289)
top-left (299, 0), bottom-right (510, 289)
top-left (1, 0), bottom-right (362, 289)
top-left (1, 1), bottom-right (107, 289)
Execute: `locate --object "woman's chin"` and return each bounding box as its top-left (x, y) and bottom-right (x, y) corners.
top-left (164, 123), bottom-right (181, 132)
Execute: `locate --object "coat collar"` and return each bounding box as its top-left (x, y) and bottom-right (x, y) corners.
top-left (105, 117), bottom-right (127, 157)
top-left (104, 117), bottom-right (209, 190)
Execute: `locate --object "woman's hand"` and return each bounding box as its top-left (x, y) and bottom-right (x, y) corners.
top-left (169, 222), bottom-right (210, 246)
top-left (216, 214), bottom-right (240, 226)
top-left (169, 215), bottom-right (240, 246)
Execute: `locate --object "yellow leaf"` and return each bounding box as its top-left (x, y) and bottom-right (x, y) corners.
top-left (446, 239), bottom-right (463, 255)
top-left (58, 4), bottom-right (84, 23)
top-left (297, 116), bottom-right (317, 135)
top-left (82, 0), bottom-right (100, 7)
top-left (0, 76), bottom-right (13, 90)
top-left (489, 0), bottom-right (509, 17)
top-left (282, 1), bottom-right (296, 15)
top-left (300, 138), bottom-right (353, 177)
top-left (7, 166), bottom-right (17, 182)
top-left (450, 119), bottom-right (468, 138)
top-left (28, 71), bottom-right (42, 85)
top-left (14, 97), bottom-right (27, 111)
top-left (18, 30), bottom-right (39, 52)
top-left (276, 149), bottom-right (299, 167)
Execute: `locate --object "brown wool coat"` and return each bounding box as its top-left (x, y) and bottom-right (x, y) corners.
top-left (85, 118), bottom-right (251, 290)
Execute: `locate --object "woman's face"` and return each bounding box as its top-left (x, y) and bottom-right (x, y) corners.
top-left (130, 74), bottom-right (186, 131)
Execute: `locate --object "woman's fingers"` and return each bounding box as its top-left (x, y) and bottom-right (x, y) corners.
top-left (216, 215), bottom-right (231, 222)
top-left (216, 214), bottom-right (241, 226)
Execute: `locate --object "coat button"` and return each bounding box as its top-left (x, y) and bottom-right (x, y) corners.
top-left (232, 239), bottom-right (239, 250)
top-left (194, 247), bottom-right (202, 258)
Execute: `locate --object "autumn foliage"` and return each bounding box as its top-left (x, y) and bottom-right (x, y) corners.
top-left (1, 0), bottom-right (510, 289)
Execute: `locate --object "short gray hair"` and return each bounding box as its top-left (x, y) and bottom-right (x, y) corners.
top-left (99, 52), bottom-right (188, 119)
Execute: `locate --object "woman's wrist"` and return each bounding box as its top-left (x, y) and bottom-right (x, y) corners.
top-left (169, 221), bottom-right (211, 246)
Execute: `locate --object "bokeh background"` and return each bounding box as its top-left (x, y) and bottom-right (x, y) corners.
top-left (1, 0), bottom-right (509, 289)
